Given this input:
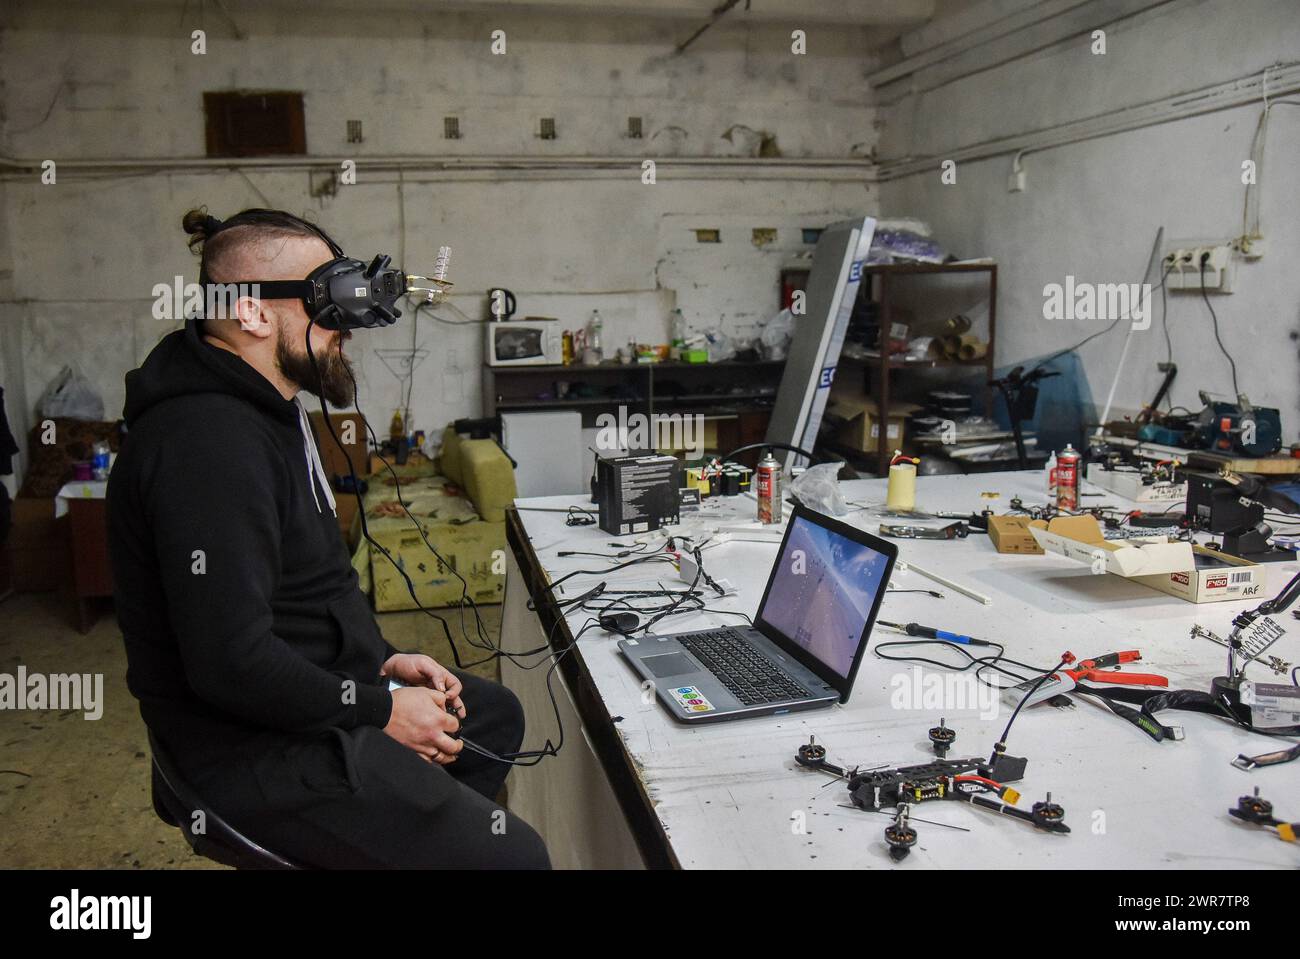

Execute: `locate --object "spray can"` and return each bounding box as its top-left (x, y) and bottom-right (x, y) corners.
top-left (756, 450), bottom-right (781, 524)
top-left (1056, 444), bottom-right (1080, 510)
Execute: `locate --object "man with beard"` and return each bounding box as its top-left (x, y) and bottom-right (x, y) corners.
top-left (107, 208), bottom-right (549, 869)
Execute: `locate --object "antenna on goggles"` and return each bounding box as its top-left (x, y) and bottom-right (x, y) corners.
top-left (406, 245), bottom-right (453, 304)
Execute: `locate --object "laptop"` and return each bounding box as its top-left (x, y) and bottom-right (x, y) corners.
top-left (618, 503), bottom-right (897, 723)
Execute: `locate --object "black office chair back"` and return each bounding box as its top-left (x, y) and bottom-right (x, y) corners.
top-left (148, 730), bottom-right (303, 870)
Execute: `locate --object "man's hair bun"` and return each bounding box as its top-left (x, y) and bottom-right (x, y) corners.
top-left (181, 206), bottom-right (340, 284)
top-left (182, 208), bottom-right (224, 250)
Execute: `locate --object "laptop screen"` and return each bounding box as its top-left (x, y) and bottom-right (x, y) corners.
top-left (757, 510), bottom-right (893, 679)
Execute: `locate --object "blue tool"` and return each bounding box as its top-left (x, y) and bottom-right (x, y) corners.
top-left (877, 621), bottom-right (993, 646)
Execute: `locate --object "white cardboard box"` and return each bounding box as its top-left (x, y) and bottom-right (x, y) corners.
top-left (1028, 516), bottom-right (1264, 603)
top-left (1134, 547), bottom-right (1266, 604)
top-left (1028, 515), bottom-right (1195, 577)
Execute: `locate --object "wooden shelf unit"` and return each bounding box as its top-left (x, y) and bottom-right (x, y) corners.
top-left (834, 261), bottom-right (998, 476)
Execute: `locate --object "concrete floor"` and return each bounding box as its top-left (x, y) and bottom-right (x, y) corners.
top-left (0, 590), bottom-right (502, 869)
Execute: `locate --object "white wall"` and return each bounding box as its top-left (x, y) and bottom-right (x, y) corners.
top-left (877, 0), bottom-right (1300, 435)
top-left (0, 0), bottom-right (885, 480)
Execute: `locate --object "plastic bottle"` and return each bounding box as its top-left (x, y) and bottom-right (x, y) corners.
top-left (670, 308), bottom-right (686, 359)
top-left (390, 408), bottom-right (405, 444)
top-left (91, 441), bottom-right (111, 481)
top-left (1044, 450), bottom-right (1057, 494)
top-left (588, 310), bottom-right (604, 362)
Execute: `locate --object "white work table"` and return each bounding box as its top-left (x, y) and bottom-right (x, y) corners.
top-left (500, 470), bottom-right (1299, 869)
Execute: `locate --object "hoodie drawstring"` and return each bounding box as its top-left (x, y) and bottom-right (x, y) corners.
top-left (293, 396), bottom-right (337, 517)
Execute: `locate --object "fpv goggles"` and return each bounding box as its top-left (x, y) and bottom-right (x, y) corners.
top-left (210, 231), bottom-right (452, 332)
top-left (248, 252), bottom-right (451, 331)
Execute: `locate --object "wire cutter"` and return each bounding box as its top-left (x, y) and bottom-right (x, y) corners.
top-left (1064, 650), bottom-right (1168, 688)
top-left (1009, 650), bottom-right (1167, 708)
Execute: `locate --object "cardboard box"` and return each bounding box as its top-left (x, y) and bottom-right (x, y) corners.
top-left (308, 412), bottom-right (368, 546)
top-left (826, 391), bottom-right (921, 453)
top-left (310, 411), bottom-right (367, 478)
top-left (1134, 546), bottom-right (1265, 604)
top-left (1026, 515), bottom-right (1257, 603)
top-left (987, 514), bottom-right (1044, 554)
top-left (1028, 515), bottom-right (1194, 577)
top-left (1085, 462), bottom-right (1187, 503)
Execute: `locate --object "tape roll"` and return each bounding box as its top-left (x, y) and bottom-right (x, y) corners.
top-left (945, 314), bottom-right (972, 335)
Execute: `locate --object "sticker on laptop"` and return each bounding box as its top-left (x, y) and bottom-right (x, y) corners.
top-left (670, 685), bottom-right (715, 713)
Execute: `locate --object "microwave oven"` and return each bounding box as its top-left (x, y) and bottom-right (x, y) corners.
top-left (486, 319), bottom-right (564, 366)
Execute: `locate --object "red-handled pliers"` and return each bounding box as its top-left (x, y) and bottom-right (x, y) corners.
top-left (1064, 650), bottom-right (1168, 687)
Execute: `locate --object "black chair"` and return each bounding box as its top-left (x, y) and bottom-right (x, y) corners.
top-left (148, 730), bottom-right (303, 870)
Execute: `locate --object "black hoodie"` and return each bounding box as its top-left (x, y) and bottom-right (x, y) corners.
top-left (107, 318), bottom-right (394, 764)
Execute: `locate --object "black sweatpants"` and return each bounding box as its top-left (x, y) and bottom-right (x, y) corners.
top-left (183, 672), bottom-right (551, 869)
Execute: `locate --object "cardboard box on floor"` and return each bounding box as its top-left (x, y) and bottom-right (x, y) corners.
top-left (310, 411), bottom-right (367, 478)
top-left (309, 411), bottom-right (367, 548)
top-left (1027, 515), bottom-right (1264, 603)
top-left (826, 387), bottom-right (921, 453)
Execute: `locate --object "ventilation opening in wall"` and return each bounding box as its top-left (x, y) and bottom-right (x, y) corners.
top-left (627, 116), bottom-right (642, 139)
top-left (346, 120), bottom-right (363, 144)
top-left (204, 91), bottom-right (306, 157)
top-left (538, 117), bottom-right (556, 140)
top-left (444, 116), bottom-right (461, 139)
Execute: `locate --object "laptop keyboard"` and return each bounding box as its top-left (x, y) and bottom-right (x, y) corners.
top-left (676, 629), bottom-right (811, 706)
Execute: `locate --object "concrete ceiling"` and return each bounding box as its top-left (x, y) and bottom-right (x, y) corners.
top-left (115, 0), bottom-right (972, 29)
top-left (429, 0), bottom-right (942, 25)
top-left (46, 0), bottom-right (984, 48)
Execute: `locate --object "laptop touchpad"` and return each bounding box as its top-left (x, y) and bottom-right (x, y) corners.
top-left (642, 653), bottom-right (697, 678)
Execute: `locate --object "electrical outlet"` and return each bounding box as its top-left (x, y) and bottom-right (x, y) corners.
top-left (1238, 234), bottom-right (1267, 259)
top-left (1161, 240), bottom-right (1236, 293)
